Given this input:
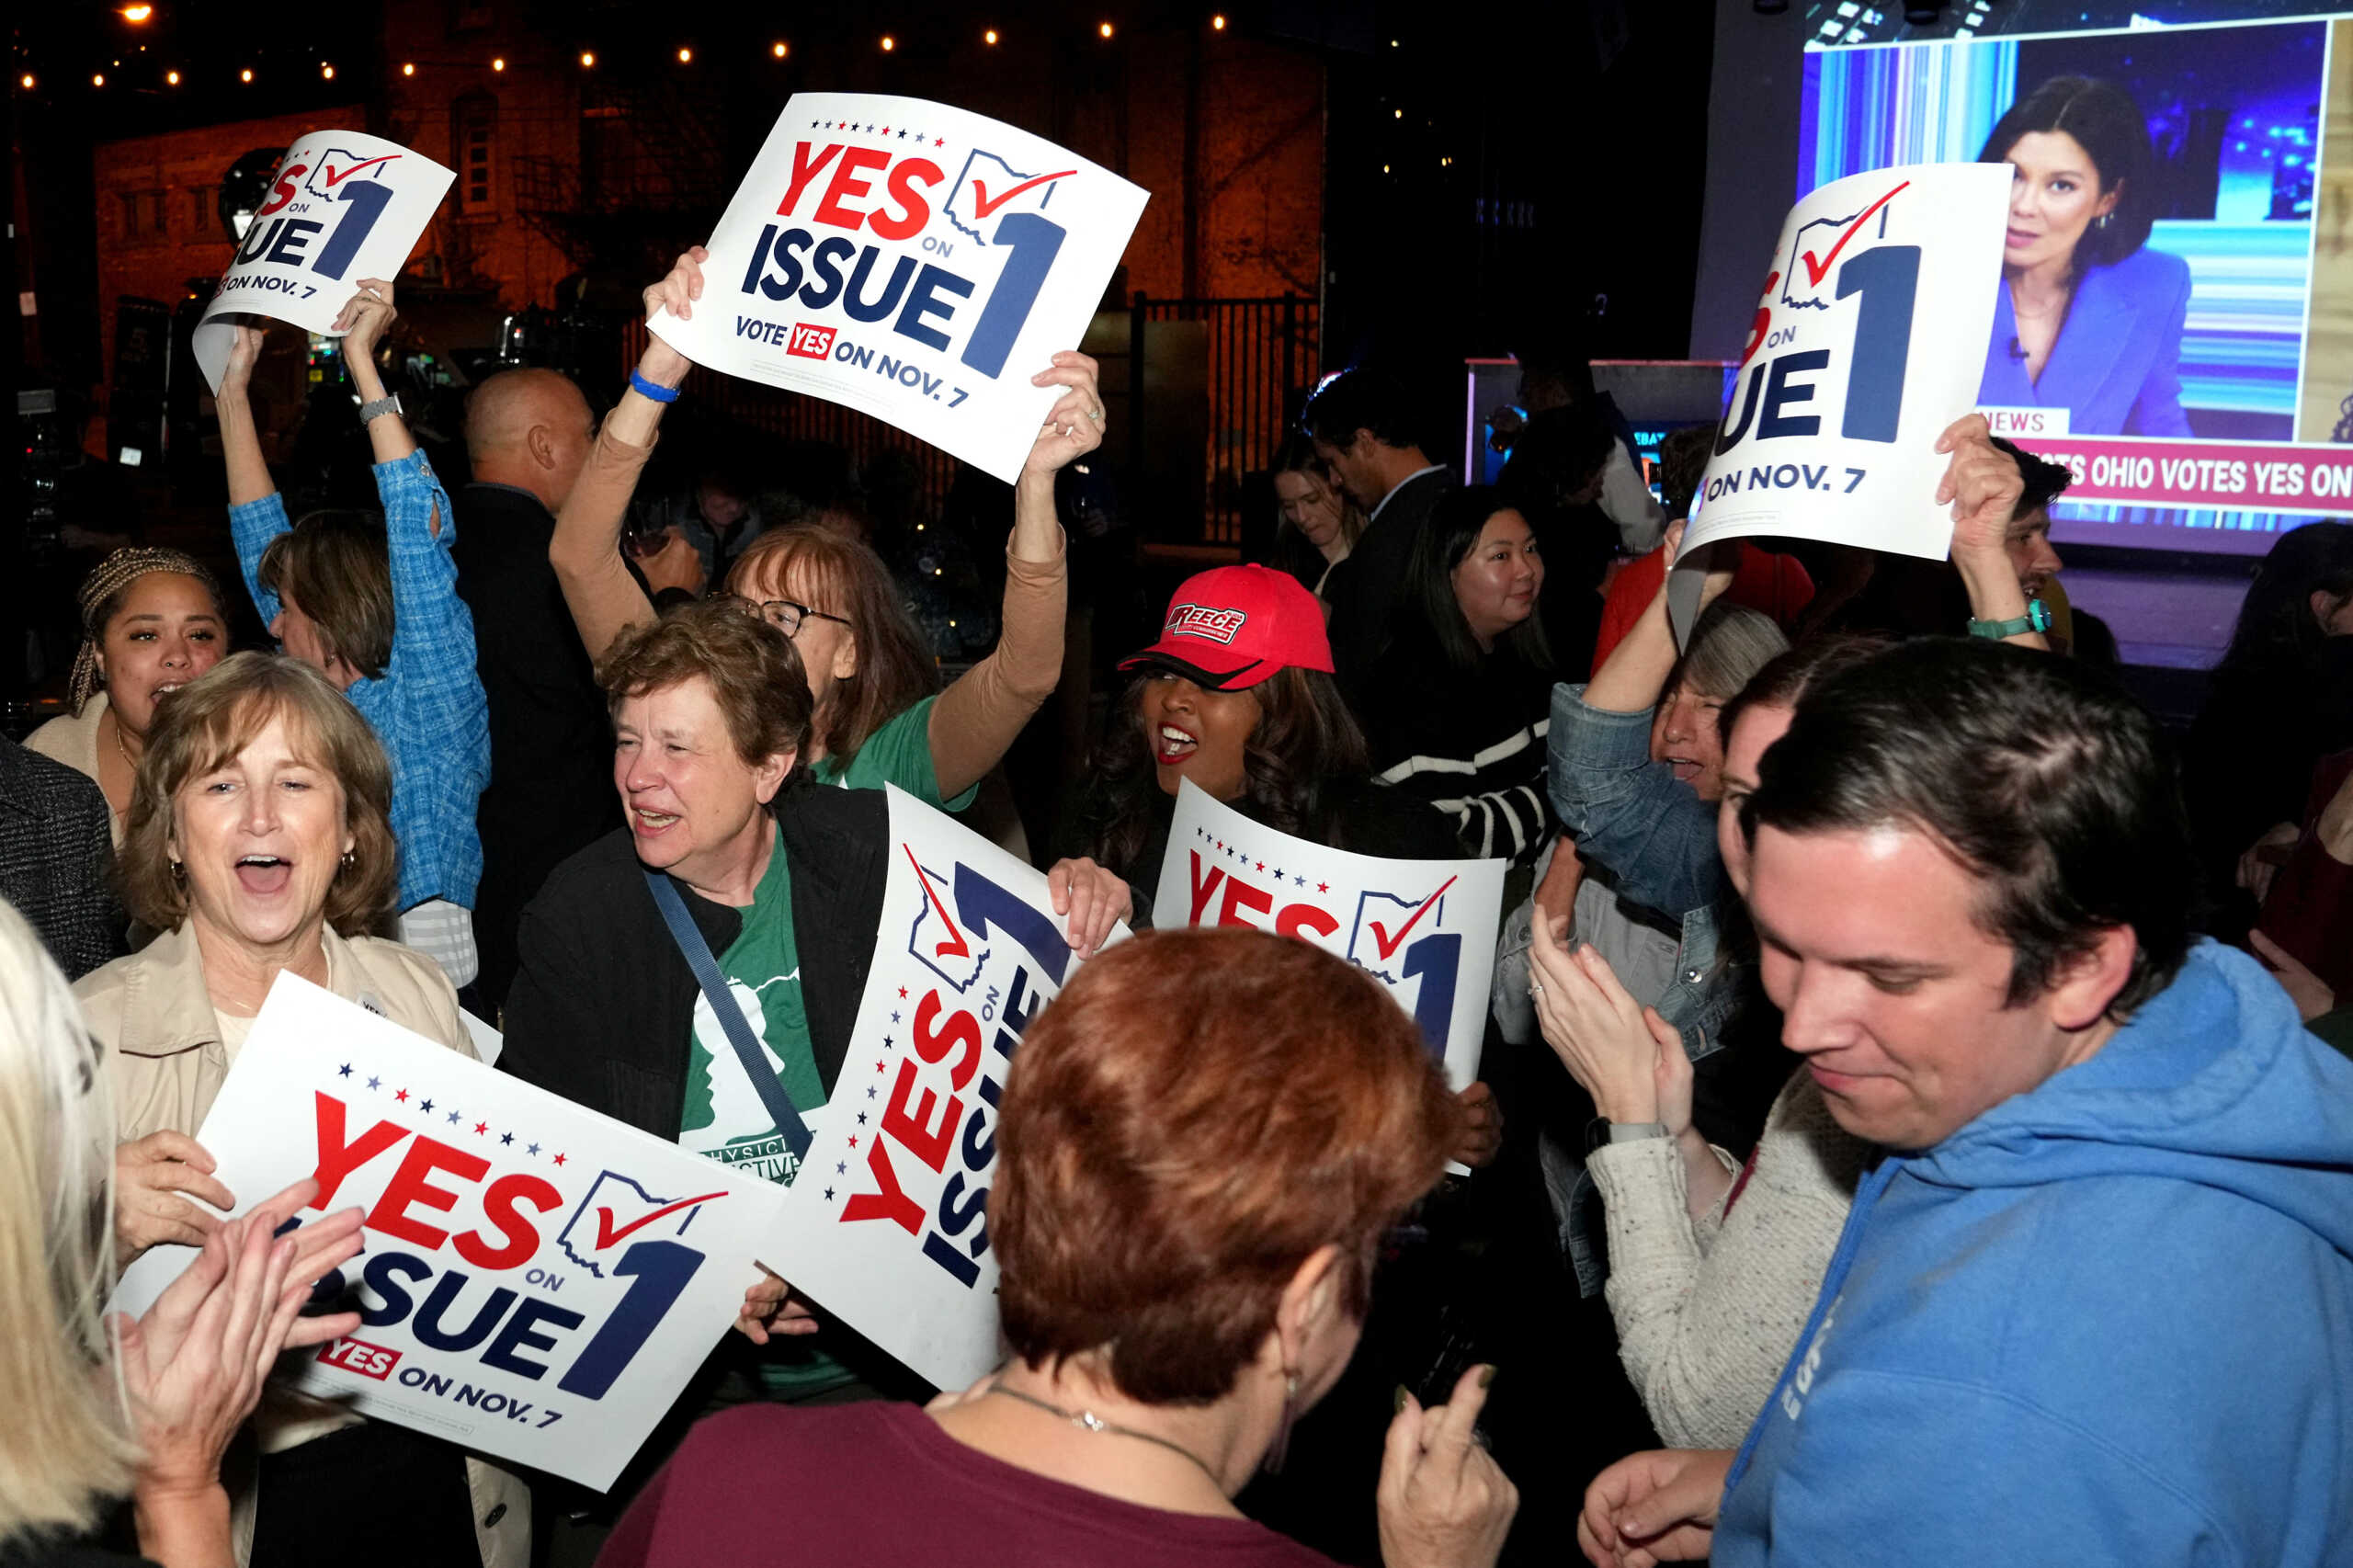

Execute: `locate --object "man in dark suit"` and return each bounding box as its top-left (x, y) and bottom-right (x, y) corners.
top-left (1303, 369), bottom-right (1455, 699)
top-left (449, 369), bottom-right (627, 1012)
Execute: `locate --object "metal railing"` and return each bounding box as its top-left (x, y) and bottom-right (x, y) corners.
top-left (1127, 292), bottom-right (1318, 544)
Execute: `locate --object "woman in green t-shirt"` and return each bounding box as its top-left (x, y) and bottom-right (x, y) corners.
top-left (551, 247), bottom-right (1102, 812)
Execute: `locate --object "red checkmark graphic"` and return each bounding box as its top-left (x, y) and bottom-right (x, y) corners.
top-left (1367, 875), bottom-right (1458, 963)
top-left (1797, 179), bottom-right (1911, 288)
top-left (321, 153), bottom-right (400, 189)
top-left (595, 1190), bottom-right (728, 1250)
top-left (905, 844), bottom-right (970, 960)
top-left (971, 169), bottom-right (1076, 220)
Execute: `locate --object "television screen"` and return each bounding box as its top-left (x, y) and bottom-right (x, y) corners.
top-left (1787, 7), bottom-right (2351, 552)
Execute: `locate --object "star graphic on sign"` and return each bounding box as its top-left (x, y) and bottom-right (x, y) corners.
top-left (448, 1110), bottom-right (461, 1124)
top-left (1272, 869), bottom-right (1284, 881)
top-left (1317, 882), bottom-right (1330, 893)
top-left (897, 129), bottom-right (908, 139)
top-left (1294, 875), bottom-right (1307, 887)
top-left (880, 126), bottom-right (892, 135)
top-left (474, 1120), bottom-right (489, 1136)
top-left (897, 986), bottom-right (908, 999)
top-left (824, 1187), bottom-right (835, 1200)
top-left (1256, 861), bottom-right (1265, 872)
top-left (394, 1087), bottom-right (410, 1103)
top-left (1215, 839), bottom-right (1224, 850)
top-left (527, 1142), bottom-right (540, 1155)
top-left (847, 1134), bottom-right (859, 1149)
top-left (367, 1075), bottom-right (381, 1090)
top-left (876, 1060), bottom-right (886, 1074)
top-left (934, 137), bottom-right (946, 146)
top-left (835, 1160), bottom-right (847, 1175)
top-left (420, 1098), bottom-right (434, 1113)
top-left (501, 1131), bottom-right (514, 1145)
top-left (866, 1085), bottom-right (877, 1099)
top-left (552, 1153), bottom-right (567, 1166)
top-left (890, 1011), bottom-right (901, 1024)
top-left (857, 1110), bottom-right (869, 1125)
top-left (883, 1036), bottom-right (894, 1050)
top-left (337, 1063), bottom-right (352, 1077)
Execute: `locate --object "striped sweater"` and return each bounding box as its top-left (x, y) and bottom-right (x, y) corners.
top-left (1358, 636), bottom-right (1557, 865)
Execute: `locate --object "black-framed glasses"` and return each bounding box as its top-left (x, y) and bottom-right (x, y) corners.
top-left (735, 596), bottom-right (854, 637)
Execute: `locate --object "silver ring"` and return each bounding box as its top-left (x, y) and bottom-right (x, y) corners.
top-left (1086, 406), bottom-right (1104, 423)
top-left (1529, 982), bottom-right (1546, 997)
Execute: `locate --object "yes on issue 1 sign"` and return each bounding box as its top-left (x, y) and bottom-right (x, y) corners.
top-left (108, 976), bottom-right (786, 1492)
top-left (1154, 780), bottom-right (1505, 1091)
top-left (192, 131), bottom-right (453, 391)
top-left (1688, 163), bottom-right (2008, 562)
top-left (650, 92), bottom-right (1149, 484)
top-left (765, 786), bottom-right (1122, 1392)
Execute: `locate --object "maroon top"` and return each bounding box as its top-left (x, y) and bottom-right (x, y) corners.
top-left (596, 1402), bottom-right (1340, 1568)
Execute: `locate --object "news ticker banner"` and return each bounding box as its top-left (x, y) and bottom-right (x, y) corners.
top-left (1154, 781), bottom-right (1504, 1092)
top-left (1687, 162), bottom-right (2010, 562)
top-left (765, 786), bottom-right (1126, 1391)
top-left (2000, 433), bottom-right (2353, 517)
top-left (108, 976), bottom-right (787, 1492)
top-left (650, 92), bottom-right (1150, 485)
top-left (192, 131), bottom-right (454, 392)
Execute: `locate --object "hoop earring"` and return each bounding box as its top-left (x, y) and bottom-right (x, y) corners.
top-left (169, 858), bottom-right (186, 883)
top-left (338, 851), bottom-right (356, 875)
top-left (1260, 1368), bottom-right (1303, 1475)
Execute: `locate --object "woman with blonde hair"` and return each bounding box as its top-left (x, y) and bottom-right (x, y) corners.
top-left (74, 652), bottom-right (527, 1567)
top-left (549, 248), bottom-right (1098, 811)
top-left (0, 898), bottom-right (363, 1568)
top-left (26, 549), bottom-right (229, 840)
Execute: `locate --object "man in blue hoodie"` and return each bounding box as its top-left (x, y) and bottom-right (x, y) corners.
top-left (1577, 637), bottom-right (2353, 1568)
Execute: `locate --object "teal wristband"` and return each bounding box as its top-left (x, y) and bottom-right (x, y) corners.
top-left (1968, 598), bottom-right (2052, 640)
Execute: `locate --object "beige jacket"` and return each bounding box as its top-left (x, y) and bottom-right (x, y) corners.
top-left (75, 922), bottom-right (530, 1568)
top-left (25, 693), bottom-right (118, 845)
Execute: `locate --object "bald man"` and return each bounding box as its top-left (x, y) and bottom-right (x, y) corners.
top-left (449, 368), bottom-right (609, 1009)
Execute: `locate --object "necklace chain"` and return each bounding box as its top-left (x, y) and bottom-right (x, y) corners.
top-left (110, 710), bottom-right (138, 771)
top-left (985, 1384), bottom-right (1225, 1492)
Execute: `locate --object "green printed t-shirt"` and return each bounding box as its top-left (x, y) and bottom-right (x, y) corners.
top-left (804, 695), bottom-right (979, 812)
top-left (675, 825), bottom-right (847, 1396)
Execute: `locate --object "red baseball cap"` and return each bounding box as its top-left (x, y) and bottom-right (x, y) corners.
top-left (1118, 564), bottom-right (1336, 690)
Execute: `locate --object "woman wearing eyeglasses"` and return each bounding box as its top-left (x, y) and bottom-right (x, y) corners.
top-left (549, 249), bottom-right (1099, 812)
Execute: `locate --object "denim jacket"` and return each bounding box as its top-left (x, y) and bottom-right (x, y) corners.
top-left (1538, 682), bottom-right (1751, 1293)
top-left (232, 451), bottom-right (490, 912)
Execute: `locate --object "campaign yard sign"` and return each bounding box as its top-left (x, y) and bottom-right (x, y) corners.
top-left (191, 131), bottom-right (453, 391)
top-left (1687, 163), bottom-right (2008, 562)
top-left (765, 786), bottom-right (1122, 1390)
top-left (649, 93), bottom-right (1148, 484)
top-left (108, 977), bottom-right (787, 1491)
top-left (1154, 781), bottom-right (1505, 1090)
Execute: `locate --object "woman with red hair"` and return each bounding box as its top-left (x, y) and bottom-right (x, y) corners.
top-left (597, 929), bottom-right (1518, 1568)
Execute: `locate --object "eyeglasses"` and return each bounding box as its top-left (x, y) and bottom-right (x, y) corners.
top-left (735, 596), bottom-right (853, 638)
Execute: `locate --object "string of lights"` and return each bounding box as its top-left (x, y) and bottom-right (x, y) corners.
top-left (13, 10), bottom-right (1250, 94)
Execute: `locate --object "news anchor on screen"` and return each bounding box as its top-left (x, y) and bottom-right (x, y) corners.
top-left (1976, 75), bottom-right (2192, 437)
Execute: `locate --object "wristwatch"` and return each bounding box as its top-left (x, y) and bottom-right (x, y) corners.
top-left (358, 392), bottom-right (404, 424)
top-left (1586, 1117), bottom-right (1670, 1153)
top-left (1967, 597), bottom-right (2052, 640)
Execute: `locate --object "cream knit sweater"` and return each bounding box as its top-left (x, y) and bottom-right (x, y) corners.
top-left (1586, 1067), bottom-right (1872, 1448)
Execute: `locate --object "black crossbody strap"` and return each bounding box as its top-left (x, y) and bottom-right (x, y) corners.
top-left (642, 869), bottom-right (812, 1161)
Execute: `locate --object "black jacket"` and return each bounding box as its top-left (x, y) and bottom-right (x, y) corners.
top-left (450, 480), bottom-right (630, 1007)
top-left (1324, 465), bottom-right (1456, 699)
top-left (0, 735), bottom-right (123, 981)
top-left (498, 784), bottom-right (891, 1139)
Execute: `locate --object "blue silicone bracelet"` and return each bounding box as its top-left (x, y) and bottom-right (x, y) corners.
top-left (629, 369), bottom-right (681, 403)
